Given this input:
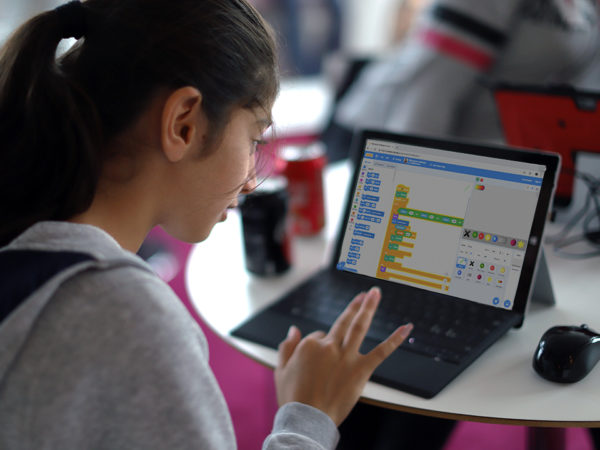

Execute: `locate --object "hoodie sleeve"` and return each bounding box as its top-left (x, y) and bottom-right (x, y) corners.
top-left (263, 402), bottom-right (340, 450)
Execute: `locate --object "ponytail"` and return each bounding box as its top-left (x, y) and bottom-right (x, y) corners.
top-left (0, 2), bottom-right (101, 246)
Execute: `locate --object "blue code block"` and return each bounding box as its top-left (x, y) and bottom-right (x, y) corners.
top-left (363, 208), bottom-right (384, 217)
top-left (363, 195), bottom-right (380, 202)
top-left (353, 230), bottom-right (375, 239)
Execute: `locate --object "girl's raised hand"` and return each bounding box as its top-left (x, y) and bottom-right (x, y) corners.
top-left (275, 286), bottom-right (413, 426)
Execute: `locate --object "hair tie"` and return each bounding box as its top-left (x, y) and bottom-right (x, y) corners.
top-left (55, 1), bottom-right (87, 40)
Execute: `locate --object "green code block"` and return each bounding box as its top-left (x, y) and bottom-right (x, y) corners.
top-left (388, 243), bottom-right (399, 250)
top-left (384, 255), bottom-right (395, 262)
top-left (390, 235), bottom-right (403, 242)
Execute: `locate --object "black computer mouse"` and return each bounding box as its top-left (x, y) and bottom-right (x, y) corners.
top-left (533, 324), bottom-right (600, 383)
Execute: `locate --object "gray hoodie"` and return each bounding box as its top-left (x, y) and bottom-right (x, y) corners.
top-left (0, 221), bottom-right (339, 449)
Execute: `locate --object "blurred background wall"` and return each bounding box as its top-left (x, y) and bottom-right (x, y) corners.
top-left (0, 0), bottom-right (62, 41)
top-left (250, 0), bottom-right (430, 75)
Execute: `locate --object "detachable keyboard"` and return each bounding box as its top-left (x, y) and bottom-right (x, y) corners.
top-left (274, 271), bottom-right (512, 365)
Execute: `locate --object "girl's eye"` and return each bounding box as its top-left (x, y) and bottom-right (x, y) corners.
top-left (252, 139), bottom-right (267, 155)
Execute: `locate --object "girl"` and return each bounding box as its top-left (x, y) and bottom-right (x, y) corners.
top-left (0, 1), bottom-right (412, 448)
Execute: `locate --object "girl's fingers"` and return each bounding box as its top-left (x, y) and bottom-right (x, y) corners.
top-left (342, 287), bottom-right (381, 351)
top-left (277, 325), bottom-right (302, 369)
top-left (327, 291), bottom-right (367, 345)
top-left (364, 323), bottom-right (414, 371)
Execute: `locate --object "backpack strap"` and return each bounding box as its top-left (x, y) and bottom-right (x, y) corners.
top-left (0, 250), bottom-right (95, 325)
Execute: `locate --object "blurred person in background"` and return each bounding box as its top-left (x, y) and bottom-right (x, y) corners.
top-left (325, 0), bottom-right (600, 162)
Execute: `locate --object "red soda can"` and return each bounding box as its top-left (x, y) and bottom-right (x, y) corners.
top-left (281, 142), bottom-right (327, 235)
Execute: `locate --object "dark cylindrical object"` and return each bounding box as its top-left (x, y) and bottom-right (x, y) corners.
top-left (240, 177), bottom-right (292, 275)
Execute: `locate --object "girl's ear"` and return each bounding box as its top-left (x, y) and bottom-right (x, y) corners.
top-left (160, 86), bottom-right (205, 162)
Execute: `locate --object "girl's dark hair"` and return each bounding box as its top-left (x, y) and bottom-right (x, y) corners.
top-left (0, 0), bottom-right (279, 246)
